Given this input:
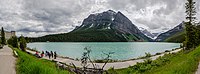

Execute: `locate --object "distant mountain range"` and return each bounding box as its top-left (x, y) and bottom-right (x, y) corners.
top-left (30, 10), bottom-right (152, 42)
top-left (139, 27), bottom-right (161, 39)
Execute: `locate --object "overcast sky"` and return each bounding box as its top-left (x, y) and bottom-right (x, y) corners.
top-left (0, 0), bottom-right (200, 37)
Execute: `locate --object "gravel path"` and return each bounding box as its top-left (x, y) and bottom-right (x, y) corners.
top-left (27, 48), bottom-right (182, 70)
top-left (196, 62), bottom-right (200, 74)
top-left (0, 45), bottom-right (16, 74)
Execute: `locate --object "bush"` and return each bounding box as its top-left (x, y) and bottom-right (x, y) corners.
top-left (7, 36), bottom-right (18, 48)
top-left (165, 50), bottom-right (170, 52)
top-left (126, 55), bottom-right (171, 73)
top-left (94, 59), bottom-right (105, 63)
top-left (155, 53), bottom-right (162, 55)
top-left (19, 36), bottom-right (27, 51)
top-left (145, 52), bottom-right (152, 58)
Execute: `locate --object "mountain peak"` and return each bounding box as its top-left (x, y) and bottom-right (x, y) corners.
top-left (105, 10), bottom-right (117, 14)
top-left (73, 10), bottom-right (152, 41)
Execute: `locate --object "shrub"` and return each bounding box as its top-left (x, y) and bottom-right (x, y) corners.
top-left (19, 36), bottom-right (27, 51)
top-left (155, 53), bottom-right (162, 55)
top-left (7, 36), bottom-right (18, 48)
top-left (145, 52), bottom-right (152, 57)
top-left (165, 50), bottom-right (170, 52)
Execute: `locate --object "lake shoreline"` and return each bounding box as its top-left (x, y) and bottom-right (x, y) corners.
top-left (26, 47), bottom-right (182, 63)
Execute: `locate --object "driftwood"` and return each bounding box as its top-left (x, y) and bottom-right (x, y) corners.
top-left (54, 47), bottom-right (114, 74)
top-left (56, 61), bottom-right (105, 74)
top-left (71, 47), bottom-right (114, 74)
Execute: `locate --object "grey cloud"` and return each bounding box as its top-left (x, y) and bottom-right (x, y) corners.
top-left (107, 0), bottom-right (131, 10)
top-left (106, 0), bottom-right (188, 33)
top-left (0, 0), bottom-right (199, 37)
top-left (135, 18), bottom-right (163, 30)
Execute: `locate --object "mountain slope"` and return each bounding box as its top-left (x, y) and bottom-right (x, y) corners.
top-left (31, 10), bottom-right (151, 42)
top-left (158, 23), bottom-right (200, 43)
top-left (155, 22), bottom-right (185, 42)
top-left (164, 31), bottom-right (185, 43)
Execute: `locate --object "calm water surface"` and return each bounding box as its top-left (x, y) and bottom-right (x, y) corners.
top-left (27, 42), bottom-right (180, 60)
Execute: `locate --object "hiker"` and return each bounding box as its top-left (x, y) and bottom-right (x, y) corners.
top-left (54, 51), bottom-right (57, 59)
top-left (35, 51), bottom-right (38, 55)
top-left (41, 51), bottom-right (44, 58)
top-left (51, 51), bottom-right (53, 58)
top-left (45, 51), bottom-right (48, 57)
top-left (35, 51), bottom-right (40, 58)
top-left (47, 51), bottom-right (51, 59)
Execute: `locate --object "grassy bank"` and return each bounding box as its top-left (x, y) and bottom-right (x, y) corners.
top-left (108, 46), bottom-right (200, 74)
top-left (11, 47), bottom-right (71, 74)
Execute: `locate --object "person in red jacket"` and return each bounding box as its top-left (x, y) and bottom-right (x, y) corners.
top-left (35, 51), bottom-right (39, 58)
top-left (41, 51), bottom-right (44, 58)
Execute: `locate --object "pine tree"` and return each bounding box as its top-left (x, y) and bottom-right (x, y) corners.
top-left (185, 0), bottom-right (196, 23)
top-left (1, 27), bottom-right (6, 45)
top-left (184, 0), bottom-right (197, 50)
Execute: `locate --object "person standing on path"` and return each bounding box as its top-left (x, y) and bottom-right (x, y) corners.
top-left (45, 51), bottom-right (48, 57)
top-left (54, 51), bottom-right (57, 59)
top-left (51, 51), bottom-right (53, 58)
top-left (41, 51), bottom-right (44, 58)
top-left (47, 51), bottom-right (51, 59)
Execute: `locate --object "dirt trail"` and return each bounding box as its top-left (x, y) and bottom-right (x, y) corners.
top-left (0, 45), bottom-right (16, 74)
top-left (196, 62), bottom-right (200, 74)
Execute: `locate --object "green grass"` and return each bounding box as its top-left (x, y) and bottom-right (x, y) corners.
top-left (12, 47), bottom-right (71, 74)
top-left (107, 46), bottom-right (200, 74)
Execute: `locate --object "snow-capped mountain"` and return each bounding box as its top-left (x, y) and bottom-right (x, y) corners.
top-left (73, 10), bottom-right (152, 41)
top-left (139, 27), bottom-right (161, 39)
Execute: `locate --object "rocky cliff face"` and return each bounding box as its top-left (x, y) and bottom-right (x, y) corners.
top-left (74, 10), bottom-right (151, 41)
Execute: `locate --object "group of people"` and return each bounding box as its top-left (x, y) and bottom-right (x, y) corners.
top-left (35, 51), bottom-right (57, 59)
top-left (45, 51), bottom-right (57, 59)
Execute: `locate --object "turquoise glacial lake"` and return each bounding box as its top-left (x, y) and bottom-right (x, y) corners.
top-left (27, 42), bottom-right (180, 60)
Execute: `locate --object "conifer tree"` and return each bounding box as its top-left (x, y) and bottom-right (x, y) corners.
top-left (185, 0), bottom-right (200, 49)
top-left (1, 27), bottom-right (6, 45)
top-left (185, 0), bottom-right (196, 23)
top-left (184, 0), bottom-right (198, 49)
